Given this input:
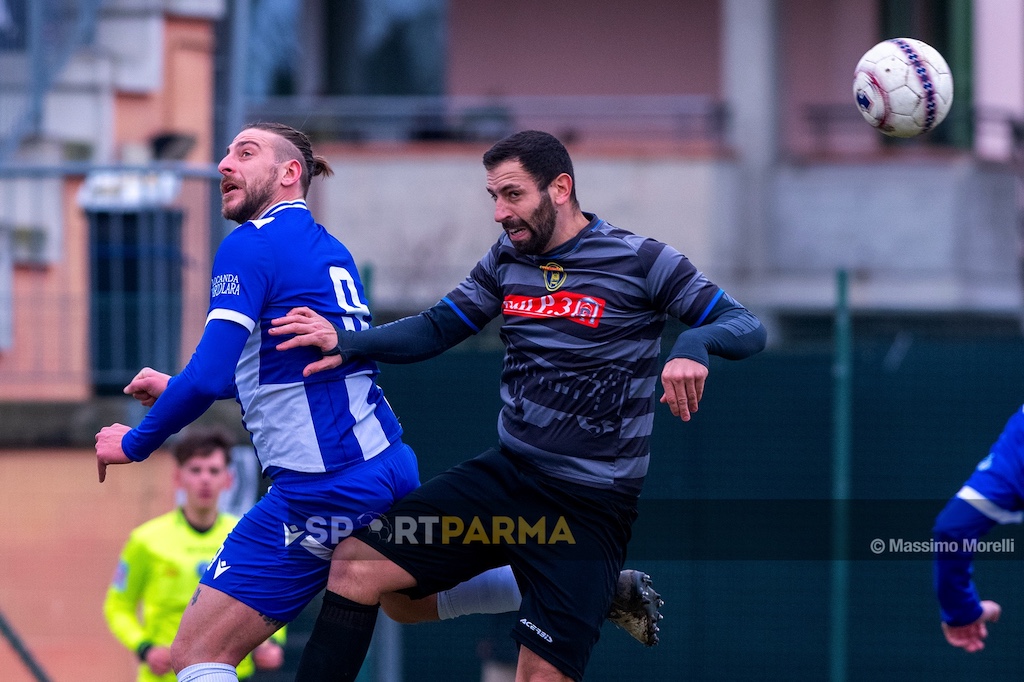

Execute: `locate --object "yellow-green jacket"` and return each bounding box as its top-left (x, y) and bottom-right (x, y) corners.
top-left (103, 508), bottom-right (284, 681)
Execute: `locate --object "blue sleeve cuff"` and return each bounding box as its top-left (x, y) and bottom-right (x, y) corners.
top-left (121, 429), bottom-right (148, 462)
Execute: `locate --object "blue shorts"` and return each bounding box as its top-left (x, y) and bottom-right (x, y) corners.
top-left (199, 440), bottom-right (420, 621)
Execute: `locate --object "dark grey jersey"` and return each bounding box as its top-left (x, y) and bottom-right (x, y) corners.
top-left (443, 214), bottom-right (728, 495)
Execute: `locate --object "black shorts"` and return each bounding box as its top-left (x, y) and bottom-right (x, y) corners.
top-left (353, 448), bottom-right (638, 681)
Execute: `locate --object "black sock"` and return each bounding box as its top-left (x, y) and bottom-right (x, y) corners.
top-left (294, 590), bottom-right (380, 681)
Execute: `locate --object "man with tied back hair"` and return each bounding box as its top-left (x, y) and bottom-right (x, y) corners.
top-left (94, 122), bottom-right (423, 681)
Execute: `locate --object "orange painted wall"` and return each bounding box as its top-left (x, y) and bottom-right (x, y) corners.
top-left (0, 449), bottom-right (176, 682)
top-left (0, 179), bottom-right (90, 401)
top-left (115, 17), bottom-right (216, 165)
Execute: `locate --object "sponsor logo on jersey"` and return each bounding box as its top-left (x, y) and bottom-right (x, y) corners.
top-left (540, 263), bottom-right (566, 292)
top-left (211, 273), bottom-right (240, 297)
top-left (519, 618), bottom-right (554, 643)
top-left (503, 292), bottom-right (605, 328)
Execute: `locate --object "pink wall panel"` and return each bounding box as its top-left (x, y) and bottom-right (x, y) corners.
top-left (447, 0), bottom-right (721, 96)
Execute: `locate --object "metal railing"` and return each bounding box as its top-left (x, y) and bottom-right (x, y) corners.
top-left (0, 0), bottom-right (105, 162)
top-left (801, 103), bottom-right (1024, 157)
top-left (246, 94), bottom-right (729, 146)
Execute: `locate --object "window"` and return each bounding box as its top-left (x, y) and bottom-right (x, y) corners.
top-left (245, 0), bottom-right (445, 99)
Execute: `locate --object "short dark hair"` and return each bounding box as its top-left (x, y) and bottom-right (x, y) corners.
top-left (482, 130), bottom-right (578, 207)
top-left (244, 121), bottom-right (334, 195)
top-left (172, 426), bottom-right (234, 467)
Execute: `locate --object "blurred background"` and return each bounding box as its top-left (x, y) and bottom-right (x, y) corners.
top-left (1, 0), bottom-right (1024, 680)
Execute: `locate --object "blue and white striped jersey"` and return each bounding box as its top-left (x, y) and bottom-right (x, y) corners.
top-left (949, 406), bottom-right (1024, 525)
top-left (122, 200), bottom-right (403, 476)
top-left (208, 200), bottom-right (402, 474)
top-left (443, 214), bottom-right (734, 495)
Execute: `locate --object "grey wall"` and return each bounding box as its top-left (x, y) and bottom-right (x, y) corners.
top-left (311, 151), bottom-right (1022, 319)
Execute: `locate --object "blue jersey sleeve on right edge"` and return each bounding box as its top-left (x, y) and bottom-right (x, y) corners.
top-left (933, 405), bottom-right (1024, 626)
top-left (933, 497), bottom-right (996, 626)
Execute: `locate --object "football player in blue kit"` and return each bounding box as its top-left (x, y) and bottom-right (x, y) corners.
top-left (932, 404), bottom-right (1024, 652)
top-left (95, 122), bottom-right (426, 682)
top-left (95, 123), bottom-right (660, 682)
top-left (272, 130), bottom-right (767, 681)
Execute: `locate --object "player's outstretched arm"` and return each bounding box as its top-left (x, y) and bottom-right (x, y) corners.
top-left (269, 306), bottom-right (344, 377)
top-left (942, 600), bottom-right (1001, 652)
top-left (271, 306), bottom-right (340, 353)
top-left (271, 302), bottom-right (475, 376)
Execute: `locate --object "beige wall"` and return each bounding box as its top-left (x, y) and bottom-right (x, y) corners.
top-left (446, 0), bottom-right (888, 155)
top-left (311, 142), bottom-right (744, 314)
top-left (0, 449), bottom-right (176, 682)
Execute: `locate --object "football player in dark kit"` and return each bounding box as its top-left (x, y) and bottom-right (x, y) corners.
top-left (273, 130), bottom-right (767, 681)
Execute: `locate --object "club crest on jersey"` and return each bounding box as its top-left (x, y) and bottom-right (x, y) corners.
top-left (540, 263), bottom-right (566, 292)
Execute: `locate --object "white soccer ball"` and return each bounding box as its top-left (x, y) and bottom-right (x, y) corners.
top-left (853, 38), bottom-right (954, 138)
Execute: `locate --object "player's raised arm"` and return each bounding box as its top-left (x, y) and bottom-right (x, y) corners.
top-left (933, 405), bottom-right (1024, 651)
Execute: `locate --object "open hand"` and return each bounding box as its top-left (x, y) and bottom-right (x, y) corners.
top-left (942, 600), bottom-right (1002, 652)
top-left (659, 357), bottom-right (708, 422)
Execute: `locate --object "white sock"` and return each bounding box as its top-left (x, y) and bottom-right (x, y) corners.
top-left (436, 565), bottom-right (522, 620)
top-left (177, 663), bottom-right (238, 681)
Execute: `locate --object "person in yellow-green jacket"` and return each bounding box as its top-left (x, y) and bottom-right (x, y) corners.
top-left (103, 427), bottom-right (285, 681)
